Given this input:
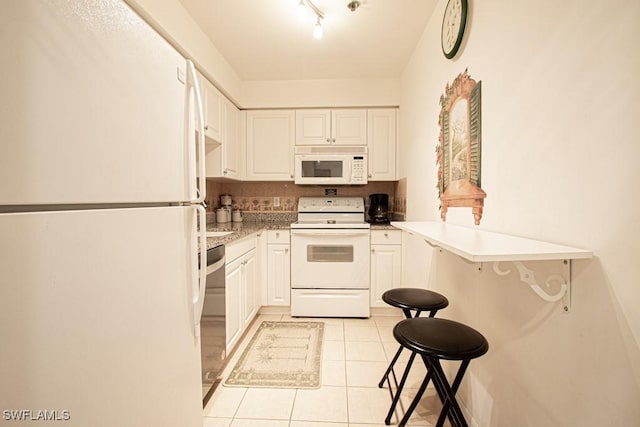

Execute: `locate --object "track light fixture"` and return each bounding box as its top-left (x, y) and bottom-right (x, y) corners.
top-left (347, 1), bottom-right (361, 12)
top-left (297, 0), bottom-right (324, 39)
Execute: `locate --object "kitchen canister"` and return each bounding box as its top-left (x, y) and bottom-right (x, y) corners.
top-left (232, 209), bottom-right (242, 223)
top-left (215, 208), bottom-right (230, 223)
top-left (220, 194), bottom-right (232, 206)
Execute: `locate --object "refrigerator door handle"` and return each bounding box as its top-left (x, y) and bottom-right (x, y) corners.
top-left (185, 60), bottom-right (206, 204)
top-left (193, 205), bottom-right (207, 337)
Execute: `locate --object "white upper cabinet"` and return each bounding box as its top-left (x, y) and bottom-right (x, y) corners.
top-left (201, 77), bottom-right (224, 144)
top-left (296, 109), bottom-right (367, 146)
top-left (201, 74), bottom-right (241, 180)
top-left (245, 110), bottom-right (295, 181)
top-left (295, 109), bottom-right (330, 145)
top-left (222, 100), bottom-right (241, 179)
top-left (367, 108), bottom-right (397, 181)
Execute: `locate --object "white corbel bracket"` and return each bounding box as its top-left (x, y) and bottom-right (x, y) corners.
top-left (492, 260), bottom-right (572, 313)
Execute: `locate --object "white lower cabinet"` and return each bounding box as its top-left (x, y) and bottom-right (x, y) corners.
top-left (242, 250), bottom-right (258, 327)
top-left (225, 236), bottom-right (258, 353)
top-left (225, 256), bottom-right (243, 352)
top-left (266, 230), bottom-right (291, 306)
top-left (370, 229), bottom-right (402, 307)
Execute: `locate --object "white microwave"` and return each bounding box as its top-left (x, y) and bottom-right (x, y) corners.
top-left (294, 146), bottom-right (368, 185)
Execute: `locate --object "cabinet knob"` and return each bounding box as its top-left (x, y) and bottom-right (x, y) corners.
top-left (204, 125), bottom-right (209, 131)
top-left (223, 169), bottom-right (228, 174)
top-left (384, 232), bottom-right (388, 238)
top-left (326, 138), bottom-right (331, 143)
top-left (276, 232), bottom-right (280, 238)
top-left (290, 174), bottom-right (294, 179)
top-left (371, 248), bottom-right (375, 253)
top-left (285, 248), bottom-right (289, 254)
top-left (368, 173), bottom-right (372, 178)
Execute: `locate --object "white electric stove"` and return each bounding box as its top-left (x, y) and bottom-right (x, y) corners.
top-left (290, 197), bottom-right (371, 318)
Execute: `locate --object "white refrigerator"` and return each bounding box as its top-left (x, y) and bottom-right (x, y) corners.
top-left (0, 1), bottom-right (207, 426)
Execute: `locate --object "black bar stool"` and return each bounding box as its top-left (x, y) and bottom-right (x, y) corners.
top-left (393, 317), bottom-right (489, 427)
top-left (377, 288), bottom-right (448, 424)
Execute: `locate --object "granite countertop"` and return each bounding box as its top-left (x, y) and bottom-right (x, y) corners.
top-left (204, 220), bottom-right (292, 250)
top-left (369, 223), bottom-right (399, 230)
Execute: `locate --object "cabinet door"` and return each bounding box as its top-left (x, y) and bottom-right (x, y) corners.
top-left (242, 250), bottom-right (258, 327)
top-left (223, 100), bottom-right (241, 179)
top-left (370, 244), bottom-right (402, 307)
top-left (332, 109), bottom-right (367, 145)
top-left (202, 78), bottom-right (224, 144)
top-left (225, 257), bottom-right (243, 352)
top-left (257, 231), bottom-right (268, 306)
top-left (267, 244), bottom-right (291, 306)
top-left (246, 110), bottom-right (295, 180)
top-left (295, 109), bottom-right (331, 145)
top-left (367, 109), bottom-right (397, 180)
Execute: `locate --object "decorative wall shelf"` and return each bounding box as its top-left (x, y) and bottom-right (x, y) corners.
top-left (391, 221), bottom-right (593, 312)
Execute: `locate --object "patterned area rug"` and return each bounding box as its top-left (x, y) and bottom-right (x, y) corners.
top-left (224, 321), bottom-right (324, 389)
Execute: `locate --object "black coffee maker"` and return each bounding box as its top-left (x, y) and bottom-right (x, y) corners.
top-left (367, 193), bottom-right (390, 224)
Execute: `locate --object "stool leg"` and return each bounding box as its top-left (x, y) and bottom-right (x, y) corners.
top-left (432, 359), bottom-right (470, 427)
top-left (378, 345), bottom-right (403, 388)
top-left (378, 308), bottom-right (425, 389)
top-left (384, 351), bottom-right (417, 425)
top-left (397, 358), bottom-right (433, 427)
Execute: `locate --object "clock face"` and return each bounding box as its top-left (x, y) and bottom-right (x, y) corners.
top-left (441, 0), bottom-right (468, 59)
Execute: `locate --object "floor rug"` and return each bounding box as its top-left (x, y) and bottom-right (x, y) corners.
top-left (224, 321), bottom-right (324, 389)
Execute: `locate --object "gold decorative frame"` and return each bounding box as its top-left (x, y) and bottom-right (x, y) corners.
top-left (436, 69), bottom-right (486, 225)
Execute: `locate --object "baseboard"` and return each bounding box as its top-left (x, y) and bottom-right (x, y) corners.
top-left (258, 305), bottom-right (403, 318)
top-left (370, 306), bottom-right (404, 317)
top-left (258, 306), bottom-right (291, 316)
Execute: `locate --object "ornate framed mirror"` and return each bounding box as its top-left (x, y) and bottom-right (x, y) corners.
top-left (436, 69), bottom-right (486, 225)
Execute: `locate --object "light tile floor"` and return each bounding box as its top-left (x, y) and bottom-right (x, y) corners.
top-left (203, 313), bottom-right (449, 426)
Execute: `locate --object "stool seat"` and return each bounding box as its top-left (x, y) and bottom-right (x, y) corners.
top-left (382, 288), bottom-right (449, 313)
top-left (394, 317), bottom-right (489, 361)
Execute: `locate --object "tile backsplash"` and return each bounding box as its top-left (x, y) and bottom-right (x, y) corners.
top-left (206, 180), bottom-right (406, 219)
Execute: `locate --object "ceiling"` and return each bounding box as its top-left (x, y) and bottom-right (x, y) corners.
top-left (178, 0), bottom-right (438, 81)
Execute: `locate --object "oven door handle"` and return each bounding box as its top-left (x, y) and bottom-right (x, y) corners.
top-left (291, 230), bottom-right (369, 237)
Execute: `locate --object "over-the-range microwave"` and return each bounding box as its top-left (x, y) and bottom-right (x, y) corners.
top-left (294, 146), bottom-right (368, 185)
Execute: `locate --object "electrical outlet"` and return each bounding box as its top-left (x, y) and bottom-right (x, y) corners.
top-left (273, 197), bottom-right (280, 207)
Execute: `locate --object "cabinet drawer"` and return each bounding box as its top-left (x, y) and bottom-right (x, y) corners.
top-left (267, 229), bottom-right (290, 244)
top-left (226, 234), bottom-right (257, 263)
top-left (370, 229), bottom-right (402, 245)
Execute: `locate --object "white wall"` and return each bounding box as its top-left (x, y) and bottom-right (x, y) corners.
top-left (399, 0), bottom-right (640, 425)
top-left (125, 0), bottom-right (399, 108)
top-left (241, 78), bottom-right (400, 108)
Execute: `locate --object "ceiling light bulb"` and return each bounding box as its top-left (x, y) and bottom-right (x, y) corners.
top-left (313, 17), bottom-right (323, 39)
top-left (297, 0), bottom-right (307, 21)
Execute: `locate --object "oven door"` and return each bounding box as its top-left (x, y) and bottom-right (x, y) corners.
top-left (291, 228), bottom-right (370, 289)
